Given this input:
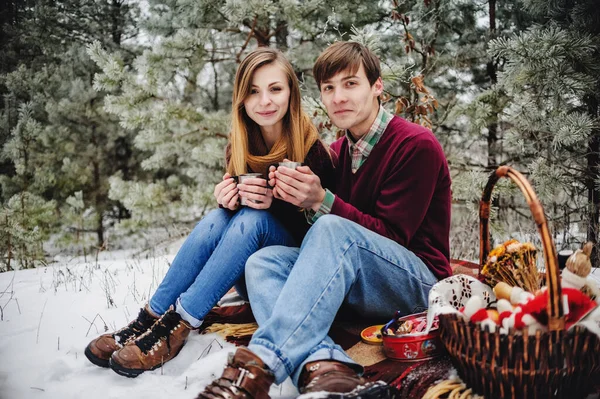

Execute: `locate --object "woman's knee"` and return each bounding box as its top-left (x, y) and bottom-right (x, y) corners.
top-left (195, 208), bottom-right (233, 231)
top-left (230, 207), bottom-right (280, 235)
top-left (201, 207), bottom-right (233, 225)
top-left (234, 207), bottom-right (273, 223)
top-left (185, 208), bottom-right (232, 244)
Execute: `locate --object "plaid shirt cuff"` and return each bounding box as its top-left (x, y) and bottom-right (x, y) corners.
top-left (304, 189), bottom-right (335, 225)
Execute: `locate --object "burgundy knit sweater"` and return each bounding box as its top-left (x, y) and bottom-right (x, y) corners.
top-left (330, 116), bottom-right (451, 280)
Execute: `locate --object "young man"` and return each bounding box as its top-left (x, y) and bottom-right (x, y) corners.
top-left (195, 41), bottom-right (451, 399)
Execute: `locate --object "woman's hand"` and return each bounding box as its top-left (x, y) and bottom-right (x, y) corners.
top-left (214, 173), bottom-right (240, 210)
top-left (238, 177), bottom-right (273, 209)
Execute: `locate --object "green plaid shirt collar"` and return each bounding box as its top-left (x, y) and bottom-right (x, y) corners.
top-left (345, 106), bottom-right (392, 174)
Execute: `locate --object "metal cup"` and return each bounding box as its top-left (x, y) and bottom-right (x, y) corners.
top-left (238, 173), bottom-right (264, 206)
top-left (275, 161), bottom-right (303, 169)
top-left (267, 162), bottom-right (304, 190)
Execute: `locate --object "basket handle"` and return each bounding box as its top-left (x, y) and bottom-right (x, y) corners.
top-left (479, 165), bottom-right (565, 331)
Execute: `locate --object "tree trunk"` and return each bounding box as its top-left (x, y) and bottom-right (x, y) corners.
top-left (5, 214), bottom-right (12, 271)
top-left (486, 0), bottom-right (498, 169)
top-left (275, 20), bottom-right (288, 51)
top-left (89, 120), bottom-right (105, 249)
top-left (92, 158), bottom-right (105, 248)
top-left (254, 30), bottom-right (270, 47)
top-left (212, 60), bottom-right (219, 111)
top-left (111, 0), bottom-right (122, 45)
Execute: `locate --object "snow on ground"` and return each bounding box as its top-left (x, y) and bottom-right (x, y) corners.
top-left (3, 236), bottom-right (600, 399)
top-left (0, 242), bottom-right (298, 399)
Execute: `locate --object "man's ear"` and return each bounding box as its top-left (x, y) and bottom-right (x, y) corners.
top-left (373, 77), bottom-right (384, 97)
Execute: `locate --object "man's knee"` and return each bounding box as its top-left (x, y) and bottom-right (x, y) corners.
top-left (307, 215), bottom-right (359, 244)
top-left (246, 246), bottom-right (297, 282)
top-left (311, 214), bottom-right (347, 232)
top-left (246, 247), bottom-right (281, 278)
top-left (247, 246), bottom-right (274, 268)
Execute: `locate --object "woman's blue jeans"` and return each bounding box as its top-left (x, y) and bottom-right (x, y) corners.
top-left (149, 207), bottom-right (296, 327)
top-left (245, 215), bottom-right (438, 385)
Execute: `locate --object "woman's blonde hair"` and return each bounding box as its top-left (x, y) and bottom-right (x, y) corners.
top-left (227, 47), bottom-right (318, 176)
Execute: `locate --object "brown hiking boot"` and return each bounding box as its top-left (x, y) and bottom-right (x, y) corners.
top-left (299, 360), bottom-right (365, 395)
top-left (85, 306), bottom-right (158, 368)
top-left (196, 347), bottom-right (274, 399)
top-left (109, 308), bottom-right (194, 377)
top-left (297, 360), bottom-right (398, 399)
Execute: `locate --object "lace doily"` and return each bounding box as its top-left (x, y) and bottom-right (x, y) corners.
top-left (425, 274), bottom-right (600, 338)
top-left (425, 275), bottom-right (494, 333)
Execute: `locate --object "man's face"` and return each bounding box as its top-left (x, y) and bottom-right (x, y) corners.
top-left (319, 64), bottom-right (383, 139)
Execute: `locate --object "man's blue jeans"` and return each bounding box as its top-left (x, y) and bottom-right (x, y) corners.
top-left (245, 215), bottom-right (438, 385)
top-left (149, 207), bottom-right (296, 327)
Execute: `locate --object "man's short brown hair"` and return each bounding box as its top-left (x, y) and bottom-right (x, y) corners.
top-left (313, 41), bottom-right (381, 89)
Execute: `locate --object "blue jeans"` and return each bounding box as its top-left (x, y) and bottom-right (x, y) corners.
top-left (149, 207), bottom-right (296, 327)
top-left (245, 215), bottom-right (438, 385)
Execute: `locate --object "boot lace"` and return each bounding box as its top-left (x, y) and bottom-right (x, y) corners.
top-left (135, 310), bottom-right (181, 354)
top-left (113, 308), bottom-right (155, 346)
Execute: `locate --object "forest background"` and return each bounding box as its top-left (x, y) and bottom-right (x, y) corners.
top-left (1, 0), bottom-right (600, 272)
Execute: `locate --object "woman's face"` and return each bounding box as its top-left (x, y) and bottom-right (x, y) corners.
top-left (243, 63), bottom-right (290, 135)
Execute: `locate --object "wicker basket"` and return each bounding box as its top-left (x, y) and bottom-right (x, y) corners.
top-left (439, 166), bottom-right (600, 399)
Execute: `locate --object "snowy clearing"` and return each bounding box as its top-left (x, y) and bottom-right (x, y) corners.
top-left (0, 242), bottom-right (298, 399)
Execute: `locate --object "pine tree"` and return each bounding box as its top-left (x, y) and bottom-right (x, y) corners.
top-left (4, 0), bottom-right (578, 269)
top-left (359, 1), bottom-right (534, 259)
top-left (90, 0), bottom-right (532, 263)
top-left (482, 0), bottom-right (600, 258)
top-left (89, 0), bottom-right (392, 227)
top-left (0, 0), bottom-right (140, 270)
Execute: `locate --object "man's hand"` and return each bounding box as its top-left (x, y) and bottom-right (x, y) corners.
top-left (214, 173), bottom-right (240, 210)
top-left (238, 177), bottom-right (273, 210)
top-left (273, 164), bottom-right (326, 210)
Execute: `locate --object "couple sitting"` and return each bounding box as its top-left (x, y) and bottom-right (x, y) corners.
top-left (85, 41), bottom-right (451, 399)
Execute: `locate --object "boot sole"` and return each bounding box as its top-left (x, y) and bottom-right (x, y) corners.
top-left (109, 358), bottom-right (160, 378)
top-left (109, 343), bottom-right (186, 378)
top-left (297, 381), bottom-right (399, 399)
top-left (84, 345), bottom-right (111, 368)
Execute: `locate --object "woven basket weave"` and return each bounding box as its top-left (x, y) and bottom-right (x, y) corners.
top-left (439, 165), bottom-right (600, 399)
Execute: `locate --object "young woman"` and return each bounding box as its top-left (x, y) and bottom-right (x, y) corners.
top-left (85, 48), bottom-right (335, 377)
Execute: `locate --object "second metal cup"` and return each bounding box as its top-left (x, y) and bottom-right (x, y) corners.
top-left (238, 173), bottom-right (264, 206)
